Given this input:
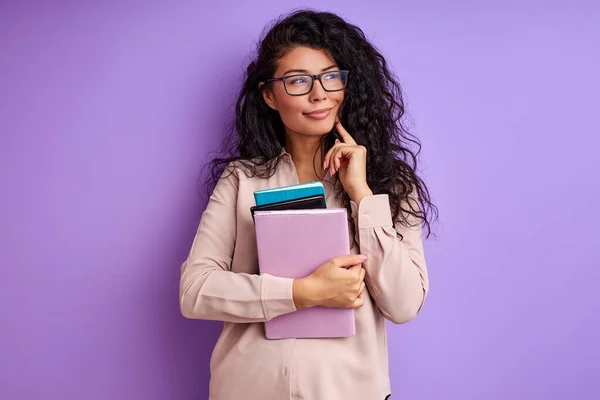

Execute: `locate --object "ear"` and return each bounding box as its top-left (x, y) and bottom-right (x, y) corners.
top-left (258, 82), bottom-right (278, 111)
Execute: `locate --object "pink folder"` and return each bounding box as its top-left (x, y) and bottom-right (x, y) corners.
top-left (254, 208), bottom-right (356, 339)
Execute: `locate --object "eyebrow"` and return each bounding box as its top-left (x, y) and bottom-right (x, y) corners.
top-left (281, 64), bottom-right (339, 76)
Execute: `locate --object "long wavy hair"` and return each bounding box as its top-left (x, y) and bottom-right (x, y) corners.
top-left (205, 9), bottom-right (438, 238)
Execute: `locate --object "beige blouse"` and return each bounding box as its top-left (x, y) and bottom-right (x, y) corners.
top-left (179, 149), bottom-right (429, 400)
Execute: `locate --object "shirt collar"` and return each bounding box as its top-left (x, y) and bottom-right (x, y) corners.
top-left (278, 147), bottom-right (291, 158)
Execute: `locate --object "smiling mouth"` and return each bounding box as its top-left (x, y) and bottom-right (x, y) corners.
top-left (303, 108), bottom-right (333, 120)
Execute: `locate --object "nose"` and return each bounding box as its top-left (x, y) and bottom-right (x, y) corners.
top-left (309, 77), bottom-right (327, 102)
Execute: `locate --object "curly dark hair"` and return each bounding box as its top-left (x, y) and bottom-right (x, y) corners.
top-left (205, 9), bottom-right (438, 238)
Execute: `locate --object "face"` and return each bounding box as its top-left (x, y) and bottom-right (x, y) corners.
top-left (261, 47), bottom-right (345, 137)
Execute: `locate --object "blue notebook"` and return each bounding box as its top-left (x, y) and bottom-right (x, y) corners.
top-left (253, 181), bottom-right (326, 206)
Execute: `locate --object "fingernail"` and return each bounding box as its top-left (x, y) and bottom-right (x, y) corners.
top-left (358, 254), bottom-right (368, 260)
top-left (323, 160), bottom-right (328, 169)
top-left (335, 116), bottom-right (339, 123)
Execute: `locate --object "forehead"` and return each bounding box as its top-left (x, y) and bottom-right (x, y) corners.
top-left (275, 47), bottom-right (337, 75)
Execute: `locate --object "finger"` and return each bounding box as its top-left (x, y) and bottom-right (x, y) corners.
top-left (348, 263), bottom-right (363, 280)
top-left (347, 263), bottom-right (362, 271)
top-left (332, 145), bottom-right (354, 173)
top-left (330, 146), bottom-right (342, 175)
top-left (357, 281), bottom-right (366, 296)
top-left (330, 144), bottom-right (348, 176)
top-left (352, 291), bottom-right (365, 308)
top-left (323, 140), bottom-right (338, 170)
top-left (335, 119), bottom-right (357, 146)
top-left (323, 139), bottom-right (341, 170)
top-left (334, 254), bottom-right (368, 268)
top-left (359, 267), bottom-right (366, 283)
top-left (331, 146), bottom-right (341, 173)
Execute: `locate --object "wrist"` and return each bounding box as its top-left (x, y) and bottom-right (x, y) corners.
top-left (349, 186), bottom-right (373, 205)
top-left (292, 276), bottom-right (320, 309)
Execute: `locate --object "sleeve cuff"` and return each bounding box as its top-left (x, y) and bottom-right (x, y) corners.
top-left (350, 194), bottom-right (393, 229)
top-left (260, 274), bottom-right (297, 321)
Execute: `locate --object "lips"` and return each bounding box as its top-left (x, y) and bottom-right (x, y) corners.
top-left (303, 107), bottom-right (333, 119)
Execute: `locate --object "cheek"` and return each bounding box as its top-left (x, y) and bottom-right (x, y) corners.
top-left (274, 93), bottom-right (306, 121)
top-left (332, 91), bottom-right (345, 105)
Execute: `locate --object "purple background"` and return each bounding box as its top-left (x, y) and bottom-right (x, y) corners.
top-left (1, 2), bottom-right (599, 399)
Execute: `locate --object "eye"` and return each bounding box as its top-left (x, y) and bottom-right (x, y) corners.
top-left (323, 72), bottom-right (341, 80)
top-left (289, 76), bottom-right (309, 85)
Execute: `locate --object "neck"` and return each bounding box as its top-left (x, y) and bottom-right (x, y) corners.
top-left (284, 129), bottom-right (326, 183)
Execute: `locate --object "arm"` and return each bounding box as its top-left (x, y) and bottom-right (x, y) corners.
top-left (179, 165), bottom-right (297, 323)
top-left (350, 193), bottom-right (429, 324)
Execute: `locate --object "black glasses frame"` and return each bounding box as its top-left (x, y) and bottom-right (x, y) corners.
top-left (266, 70), bottom-right (349, 96)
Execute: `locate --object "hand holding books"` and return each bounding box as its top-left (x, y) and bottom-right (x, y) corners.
top-left (292, 254), bottom-right (368, 310)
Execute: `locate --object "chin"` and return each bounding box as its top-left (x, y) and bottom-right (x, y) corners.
top-left (300, 120), bottom-right (335, 136)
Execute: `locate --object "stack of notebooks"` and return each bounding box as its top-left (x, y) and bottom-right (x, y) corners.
top-left (252, 181), bottom-right (356, 340)
top-left (250, 181), bottom-right (327, 219)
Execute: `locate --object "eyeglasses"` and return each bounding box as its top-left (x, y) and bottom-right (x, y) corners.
top-left (266, 70), bottom-right (349, 96)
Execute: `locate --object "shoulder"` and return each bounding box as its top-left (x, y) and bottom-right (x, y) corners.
top-left (213, 157), bottom-right (284, 196)
top-left (221, 156), bottom-right (288, 182)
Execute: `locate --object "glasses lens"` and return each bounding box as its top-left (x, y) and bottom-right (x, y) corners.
top-left (285, 75), bottom-right (313, 95)
top-left (322, 71), bottom-right (347, 91)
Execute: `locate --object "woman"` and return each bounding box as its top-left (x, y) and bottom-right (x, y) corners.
top-left (180, 9), bottom-right (437, 400)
